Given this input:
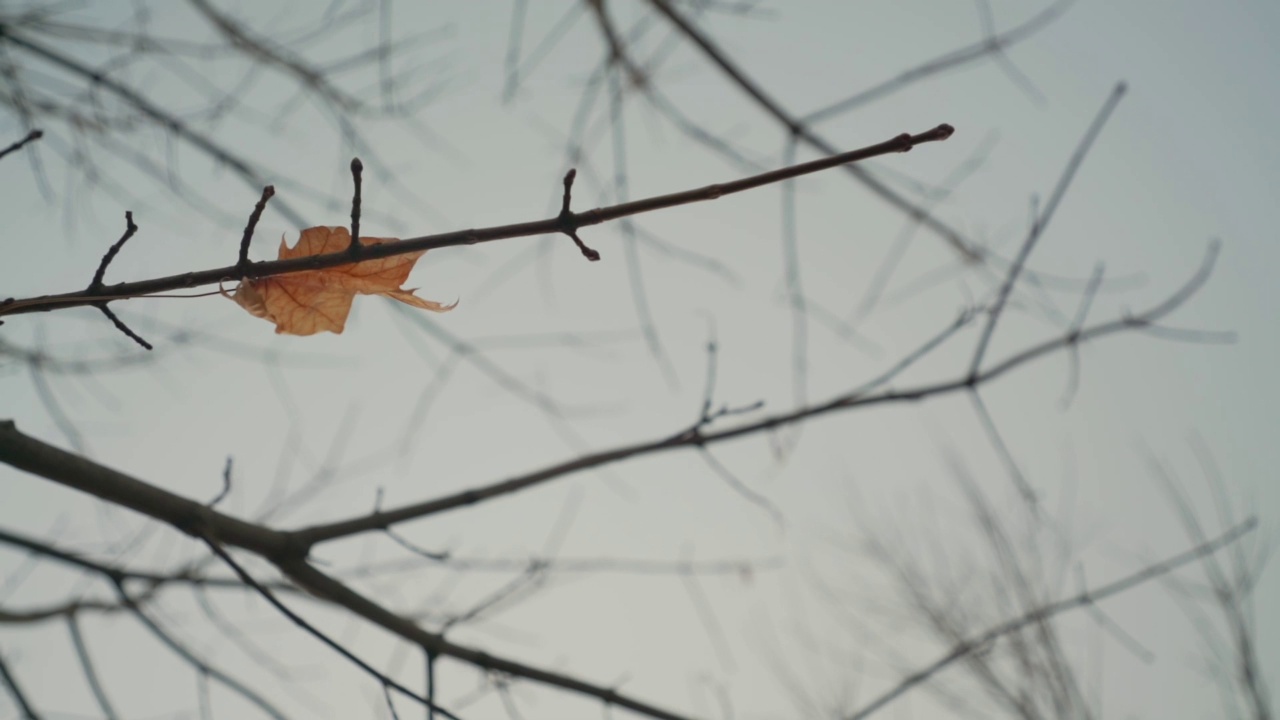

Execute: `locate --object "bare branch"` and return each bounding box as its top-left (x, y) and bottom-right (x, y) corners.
top-left (293, 241), bottom-right (1218, 545)
top-left (65, 614), bottom-right (119, 720)
top-left (1, 124), bottom-right (955, 319)
top-left (202, 539), bottom-right (463, 720)
top-left (0, 652), bottom-right (41, 720)
top-left (847, 518), bottom-right (1258, 720)
top-left (802, 0), bottom-right (1072, 124)
top-left (0, 424), bottom-right (701, 720)
top-left (645, 0), bottom-right (979, 259)
top-left (0, 128), bottom-right (41, 161)
top-left (968, 82), bottom-right (1126, 377)
top-left (0, 25), bottom-right (310, 227)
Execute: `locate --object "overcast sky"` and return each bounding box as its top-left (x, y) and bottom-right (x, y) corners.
top-left (1, 2), bottom-right (1276, 718)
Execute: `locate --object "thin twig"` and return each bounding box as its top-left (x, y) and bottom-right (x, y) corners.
top-left (0, 652), bottom-right (41, 720)
top-left (209, 456), bottom-right (233, 508)
top-left (0, 129), bottom-right (43, 162)
top-left (969, 83), bottom-right (1126, 377)
top-left (66, 614), bottom-right (119, 720)
top-left (87, 211), bottom-right (152, 348)
top-left (95, 304), bottom-right (152, 350)
top-left (606, 72), bottom-right (679, 386)
top-left (111, 580), bottom-right (291, 720)
top-left (969, 389), bottom-right (1038, 509)
top-left (1, 124), bottom-right (954, 318)
top-left (238, 186), bottom-right (276, 271)
top-left (202, 539), bottom-right (463, 720)
top-left (1059, 262), bottom-right (1105, 408)
top-left (350, 158), bottom-right (364, 254)
top-left (802, 0), bottom-right (1070, 123)
top-left (501, 0), bottom-right (529, 102)
top-left (90, 212), bottom-right (139, 289)
top-left (293, 240), bottom-right (1216, 545)
top-left (556, 168), bottom-right (599, 260)
top-left (645, 0), bottom-right (978, 259)
top-left (847, 518), bottom-right (1258, 719)
top-left (0, 28), bottom-right (309, 227)
top-left (426, 650), bottom-right (437, 720)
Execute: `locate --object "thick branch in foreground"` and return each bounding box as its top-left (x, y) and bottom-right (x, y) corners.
top-left (0, 422), bottom-right (700, 720)
top-left (0, 124), bottom-right (954, 319)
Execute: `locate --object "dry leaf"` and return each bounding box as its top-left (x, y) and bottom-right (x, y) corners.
top-left (228, 226), bottom-right (455, 335)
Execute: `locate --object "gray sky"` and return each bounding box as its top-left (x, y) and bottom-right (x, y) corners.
top-left (1, 2), bottom-right (1275, 718)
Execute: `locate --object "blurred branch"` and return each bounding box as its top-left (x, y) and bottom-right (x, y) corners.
top-left (644, 0), bottom-right (981, 259)
top-left (848, 517), bottom-right (1258, 719)
top-left (1149, 447), bottom-right (1274, 720)
top-left (0, 651), bottom-right (41, 720)
top-left (0, 424), bottom-right (702, 719)
top-left (0, 128), bottom-right (40, 161)
top-left (802, 0), bottom-right (1071, 123)
top-left (968, 83), bottom-right (1126, 377)
top-left (0, 24), bottom-right (310, 227)
top-left (298, 239), bottom-right (1220, 545)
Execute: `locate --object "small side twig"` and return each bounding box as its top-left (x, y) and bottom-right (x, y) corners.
top-left (91, 212), bottom-right (139, 290)
top-left (349, 158), bottom-right (364, 255)
top-left (556, 168), bottom-right (600, 261)
top-left (208, 457), bottom-right (233, 508)
top-left (1, 124), bottom-right (955, 318)
top-left (96, 305), bottom-right (153, 351)
top-left (670, 331), bottom-right (764, 444)
top-left (969, 389), bottom-right (1038, 510)
top-left (847, 518), bottom-right (1258, 720)
top-left (426, 650), bottom-right (438, 720)
top-left (91, 212), bottom-right (152, 350)
top-left (108, 579), bottom-right (290, 720)
top-left (0, 129), bottom-right (43, 162)
top-left (66, 613), bottom-right (120, 720)
top-left (382, 682), bottom-right (401, 720)
top-left (238, 186), bottom-right (276, 273)
top-left (0, 652), bottom-right (40, 720)
top-left (202, 539), bottom-right (462, 720)
top-left (969, 83), bottom-right (1126, 378)
top-left (1060, 262), bottom-right (1106, 409)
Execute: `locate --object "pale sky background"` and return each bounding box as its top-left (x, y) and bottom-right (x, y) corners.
top-left (1, 2), bottom-right (1277, 719)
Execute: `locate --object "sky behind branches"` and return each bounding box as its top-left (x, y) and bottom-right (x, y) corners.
top-left (2, 1), bottom-right (1277, 718)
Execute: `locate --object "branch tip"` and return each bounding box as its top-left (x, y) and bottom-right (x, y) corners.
top-left (557, 168), bottom-right (597, 260)
top-left (9, 129), bottom-right (965, 316)
top-left (0, 129), bottom-right (45, 161)
top-left (349, 157), bottom-right (365, 253)
top-left (560, 168), bottom-right (577, 215)
top-left (237, 186), bottom-right (276, 271)
top-left (566, 230), bottom-right (600, 262)
top-left (90, 211), bottom-right (140, 289)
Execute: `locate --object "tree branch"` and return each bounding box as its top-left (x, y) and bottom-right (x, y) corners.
top-left (847, 517), bottom-right (1258, 719)
top-left (0, 124), bottom-right (954, 319)
top-left (293, 239), bottom-right (1219, 545)
top-left (644, 0), bottom-right (980, 259)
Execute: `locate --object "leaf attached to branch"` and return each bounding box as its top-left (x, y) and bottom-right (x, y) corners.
top-left (228, 226), bottom-right (455, 336)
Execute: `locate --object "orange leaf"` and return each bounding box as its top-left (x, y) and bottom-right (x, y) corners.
top-left (228, 226), bottom-right (455, 336)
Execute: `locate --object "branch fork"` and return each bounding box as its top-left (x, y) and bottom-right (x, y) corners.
top-left (556, 168), bottom-right (600, 261)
